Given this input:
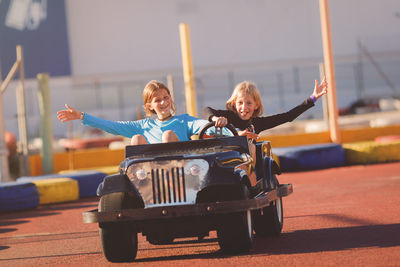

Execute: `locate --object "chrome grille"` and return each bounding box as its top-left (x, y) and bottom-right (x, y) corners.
top-left (127, 159), bottom-right (209, 207)
top-left (151, 167), bottom-right (187, 204)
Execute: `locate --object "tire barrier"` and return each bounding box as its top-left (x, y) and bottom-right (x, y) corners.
top-left (273, 143), bottom-right (345, 172)
top-left (343, 140), bottom-right (400, 165)
top-left (5, 138), bottom-right (399, 213)
top-left (18, 170), bottom-right (107, 198)
top-left (63, 171), bottom-right (106, 197)
top-left (32, 178), bottom-right (79, 205)
top-left (0, 182), bottom-right (39, 212)
top-left (17, 174), bottom-right (64, 182)
top-left (59, 165), bottom-right (119, 176)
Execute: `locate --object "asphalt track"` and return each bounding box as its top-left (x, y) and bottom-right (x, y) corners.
top-left (1, 162), bottom-right (400, 266)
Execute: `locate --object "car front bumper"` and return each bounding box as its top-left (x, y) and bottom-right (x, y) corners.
top-left (82, 183), bottom-right (293, 224)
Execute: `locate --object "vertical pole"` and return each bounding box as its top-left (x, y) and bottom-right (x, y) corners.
top-left (0, 80), bottom-right (11, 182)
top-left (37, 73), bottom-right (54, 174)
top-left (356, 40), bottom-right (364, 99)
top-left (319, 0), bottom-right (341, 143)
top-left (167, 74), bottom-right (175, 103)
top-left (68, 149), bottom-right (75, 170)
top-left (319, 63), bottom-right (329, 129)
top-left (179, 23), bottom-right (198, 117)
top-left (16, 45), bottom-right (30, 175)
top-left (67, 122), bottom-right (74, 170)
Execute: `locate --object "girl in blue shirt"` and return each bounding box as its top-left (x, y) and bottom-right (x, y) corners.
top-left (57, 80), bottom-right (208, 144)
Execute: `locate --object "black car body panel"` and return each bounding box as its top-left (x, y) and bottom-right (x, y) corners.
top-left (83, 134), bottom-right (292, 262)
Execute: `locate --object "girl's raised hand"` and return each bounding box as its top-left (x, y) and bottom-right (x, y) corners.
top-left (312, 76), bottom-right (328, 100)
top-left (57, 104), bottom-right (81, 122)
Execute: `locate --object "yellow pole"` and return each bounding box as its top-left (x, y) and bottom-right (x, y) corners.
top-left (319, 63), bottom-right (329, 129)
top-left (167, 74), bottom-right (175, 103)
top-left (179, 23), bottom-right (198, 117)
top-left (319, 0), bottom-right (341, 143)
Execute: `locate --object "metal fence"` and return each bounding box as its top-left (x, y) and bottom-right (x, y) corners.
top-left (3, 50), bottom-right (400, 140)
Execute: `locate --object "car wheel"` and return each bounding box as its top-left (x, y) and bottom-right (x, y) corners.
top-left (217, 186), bottom-right (253, 253)
top-left (99, 192), bottom-right (138, 262)
top-left (253, 175), bottom-right (283, 237)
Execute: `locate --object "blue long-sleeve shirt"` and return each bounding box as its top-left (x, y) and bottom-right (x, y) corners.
top-left (82, 113), bottom-right (208, 144)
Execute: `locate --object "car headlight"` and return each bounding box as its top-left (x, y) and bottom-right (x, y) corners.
top-left (127, 166), bottom-right (149, 182)
top-left (135, 169), bottom-right (148, 180)
top-left (185, 160), bottom-right (209, 177)
top-left (190, 164), bottom-right (202, 176)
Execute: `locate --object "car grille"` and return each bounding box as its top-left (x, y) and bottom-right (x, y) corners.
top-left (127, 159), bottom-right (209, 208)
top-left (151, 167), bottom-right (186, 204)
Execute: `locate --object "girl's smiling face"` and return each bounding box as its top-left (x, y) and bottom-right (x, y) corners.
top-left (146, 89), bottom-right (173, 120)
top-left (234, 92), bottom-right (259, 121)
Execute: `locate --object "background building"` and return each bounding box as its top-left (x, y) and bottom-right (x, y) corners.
top-left (1, 0), bottom-right (399, 139)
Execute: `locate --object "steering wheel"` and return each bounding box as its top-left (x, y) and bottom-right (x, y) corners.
top-left (198, 121), bottom-right (238, 139)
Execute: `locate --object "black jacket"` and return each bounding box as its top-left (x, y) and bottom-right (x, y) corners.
top-left (204, 98), bottom-right (314, 134)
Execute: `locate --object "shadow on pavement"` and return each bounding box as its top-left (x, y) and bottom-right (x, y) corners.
top-left (252, 223), bottom-right (400, 254)
top-left (135, 223), bottom-right (400, 262)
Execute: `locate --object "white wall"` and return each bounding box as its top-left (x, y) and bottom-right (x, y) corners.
top-left (65, 0), bottom-right (400, 76)
top-left (3, 0), bottom-right (400, 140)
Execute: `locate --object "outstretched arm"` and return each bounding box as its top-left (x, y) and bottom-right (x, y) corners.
top-left (252, 77), bottom-right (328, 133)
top-left (57, 104), bottom-right (143, 138)
top-left (57, 104), bottom-right (83, 122)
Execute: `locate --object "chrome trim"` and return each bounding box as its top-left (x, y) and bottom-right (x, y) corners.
top-left (261, 141), bottom-right (272, 157)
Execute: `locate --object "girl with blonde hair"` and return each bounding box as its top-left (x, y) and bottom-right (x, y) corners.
top-left (205, 77), bottom-right (327, 139)
top-left (204, 77), bottom-right (328, 160)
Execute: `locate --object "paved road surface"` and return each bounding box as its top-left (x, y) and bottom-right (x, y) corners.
top-left (1, 162), bottom-right (400, 266)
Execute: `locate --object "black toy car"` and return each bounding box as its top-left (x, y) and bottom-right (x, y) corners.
top-left (82, 122), bottom-right (293, 262)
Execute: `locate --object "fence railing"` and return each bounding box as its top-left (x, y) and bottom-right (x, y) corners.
top-left (0, 45), bottom-right (30, 181)
top-left (2, 51), bottom-right (400, 144)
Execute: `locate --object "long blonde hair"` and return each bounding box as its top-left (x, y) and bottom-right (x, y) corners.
top-left (226, 81), bottom-right (263, 117)
top-left (142, 80), bottom-right (176, 116)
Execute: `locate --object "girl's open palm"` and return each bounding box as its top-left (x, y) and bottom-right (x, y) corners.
top-left (57, 104), bottom-right (81, 122)
top-left (312, 76), bottom-right (328, 100)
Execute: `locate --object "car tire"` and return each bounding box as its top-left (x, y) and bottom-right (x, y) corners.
top-left (253, 175), bottom-right (283, 237)
top-left (99, 192), bottom-right (138, 262)
top-left (217, 186), bottom-right (253, 253)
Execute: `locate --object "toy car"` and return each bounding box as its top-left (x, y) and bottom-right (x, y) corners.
top-left (82, 122), bottom-right (293, 262)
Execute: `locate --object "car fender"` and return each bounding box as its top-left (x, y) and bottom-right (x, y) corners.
top-left (262, 156), bottom-right (279, 190)
top-left (96, 173), bottom-right (140, 198)
top-left (272, 158), bottom-right (281, 175)
top-left (235, 169), bottom-right (251, 189)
